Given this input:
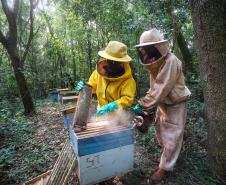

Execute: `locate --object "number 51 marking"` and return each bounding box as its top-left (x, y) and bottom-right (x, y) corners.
top-left (86, 155), bottom-right (101, 168)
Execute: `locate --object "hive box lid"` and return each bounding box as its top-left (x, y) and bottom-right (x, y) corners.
top-left (70, 125), bottom-right (133, 157)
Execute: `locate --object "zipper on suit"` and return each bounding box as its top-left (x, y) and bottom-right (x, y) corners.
top-left (105, 81), bottom-right (110, 103)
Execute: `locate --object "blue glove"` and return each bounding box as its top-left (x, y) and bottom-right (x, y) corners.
top-left (75, 81), bottom-right (85, 92)
top-left (133, 104), bottom-right (143, 115)
top-left (96, 102), bottom-right (118, 116)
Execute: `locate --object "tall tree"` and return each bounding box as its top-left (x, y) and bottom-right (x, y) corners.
top-left (191, 0), bottom-right (226, 183)
top-left (147, 0), bottom-right (195, 78)
top-left (0, 0), bottom-right (35, 115)
top-left (171, 12), bottom-right (194, 76)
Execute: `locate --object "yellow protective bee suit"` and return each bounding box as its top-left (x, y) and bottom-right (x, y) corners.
top-left (87, 62), bottom-right (136, 109)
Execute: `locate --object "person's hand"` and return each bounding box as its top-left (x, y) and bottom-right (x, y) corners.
top-left (132, 104), bottom-right (143, 115)
top-left (75, 81), bottom-right (85, 92)
top-left (96, 102), bottom-right (118, 116)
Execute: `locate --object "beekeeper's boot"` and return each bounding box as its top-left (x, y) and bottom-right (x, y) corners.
top-left (151, 168), bottom-right (166, 181)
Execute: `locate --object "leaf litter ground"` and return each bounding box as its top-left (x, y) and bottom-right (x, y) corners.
top-left (0, 100), bottom-right (216, 185)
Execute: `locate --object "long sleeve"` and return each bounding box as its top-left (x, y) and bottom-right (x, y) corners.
top-left (138, 58), bottom-right (179, 109)
top-left (86, 71), bottom-right (97, 94)
top-left (115, 78), bottom-right (136, 109)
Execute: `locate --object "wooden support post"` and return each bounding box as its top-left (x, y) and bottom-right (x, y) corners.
top-left (73, 84), bottom-right (92, 131)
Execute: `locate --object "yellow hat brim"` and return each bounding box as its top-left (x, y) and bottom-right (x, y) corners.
top-left (98, 50), bottom-right (132, 62)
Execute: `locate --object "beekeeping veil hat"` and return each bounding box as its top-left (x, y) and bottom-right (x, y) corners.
top-left (135, 28), bottom-right (170, 59)
top-left (98, 41), bottom-right (132, 62)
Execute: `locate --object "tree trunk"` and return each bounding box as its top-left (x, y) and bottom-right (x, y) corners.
top-left (173, 24), bottom-right (194, 76)
top-left (0, 0), bottom-right (35, 115)
top-left (69, 28), bottom-right (77, 82)
top-left (167, 0), bottom-right (194, 77)
top-left (87, 32), bottom-right (92, 75)
top-left (72, 50), bottom-right (76, 82)
top-left (11, 53), bottom-right (35, 115)
top-left (191, 0), bottom-right (226, 183)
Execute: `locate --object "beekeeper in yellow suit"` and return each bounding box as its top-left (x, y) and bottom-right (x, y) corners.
top-left (134, 28), bottom-right (191, 181)
top-left (76, 41), bottom-right (136, 116)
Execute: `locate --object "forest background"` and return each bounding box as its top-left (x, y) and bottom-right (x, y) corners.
top-left (0, 0), bottom-right (226, 184)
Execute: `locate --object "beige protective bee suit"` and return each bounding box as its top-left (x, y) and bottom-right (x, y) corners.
top-left (136, 29), bottom-right (191, 171)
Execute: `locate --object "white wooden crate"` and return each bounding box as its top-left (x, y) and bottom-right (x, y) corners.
top-left (70, 125), bottom-right (134, 185)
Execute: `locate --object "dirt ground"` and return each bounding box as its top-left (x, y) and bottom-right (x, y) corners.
top-left (0, 100), bottom-right (214, 185)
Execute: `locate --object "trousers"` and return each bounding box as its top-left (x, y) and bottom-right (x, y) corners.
top-left (155, 101), bottom-right (187, 171)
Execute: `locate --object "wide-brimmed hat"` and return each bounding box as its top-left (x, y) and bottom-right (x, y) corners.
top-left (98, 41), bottom-right (132, 62)
top-left (135, 28), bottom-right (168, 48)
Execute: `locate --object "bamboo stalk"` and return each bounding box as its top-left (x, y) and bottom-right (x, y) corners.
top-left (47, 146), bottom-right (67, 184)
top-left (55, 143), bottom-right (74, 184)
top-left (59, 148), bottom-right (75, 185)
top-left (55, 157), bottom-right (70, 184)
top-left (62, 159), bottom-right (78, 185)
top-left (50, 143), bottom-right (76, 185)
top-left (52, 144), bottom-right (71, 184)
top-left (46, 140), bottom-right (70, 185)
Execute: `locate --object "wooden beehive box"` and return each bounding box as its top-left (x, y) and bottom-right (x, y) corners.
top-left (48, 91), bottom-right (58, 101)
top-left (60, 103), bottom-right (96, 129)
top-left (48, 88), bottom-right (70, 101)
top-left (56, 88), bottom-right (70, 93)
top-left (61, 95), bottom-right (78, 105)
top-left (60, 106), bottom-right (76, 128)
top-left (58, 90), bottom-right (77, 103)
top-left (70, 122), bottom-right (134, 185)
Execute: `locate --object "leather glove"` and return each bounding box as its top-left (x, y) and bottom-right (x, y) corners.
top-left (132, 104), bottom-right (143, 115)
top-left (75, 81), bottom-right (85, 92)
top-left (96, 102), bottom-right (118, 116)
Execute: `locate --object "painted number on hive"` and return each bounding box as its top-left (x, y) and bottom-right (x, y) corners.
top-left (86, 155), bottom-right (101, 168)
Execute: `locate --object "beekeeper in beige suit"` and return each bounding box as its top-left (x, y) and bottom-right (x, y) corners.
top-left (135, 28), bottom-right (191, 181)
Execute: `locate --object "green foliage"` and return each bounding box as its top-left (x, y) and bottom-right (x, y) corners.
top-left (0, 1), bottom-right (208, 184)
top-left (0, 108), bottom-right (33, 183)
top-left (0, 146), bottom-right (15, 165)
top-left (0, 0), bottom-right (199, 101)
top-left (0, 101), bottom-right (66, 184)
top-left (0, 51), bottom-right (19, 100)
